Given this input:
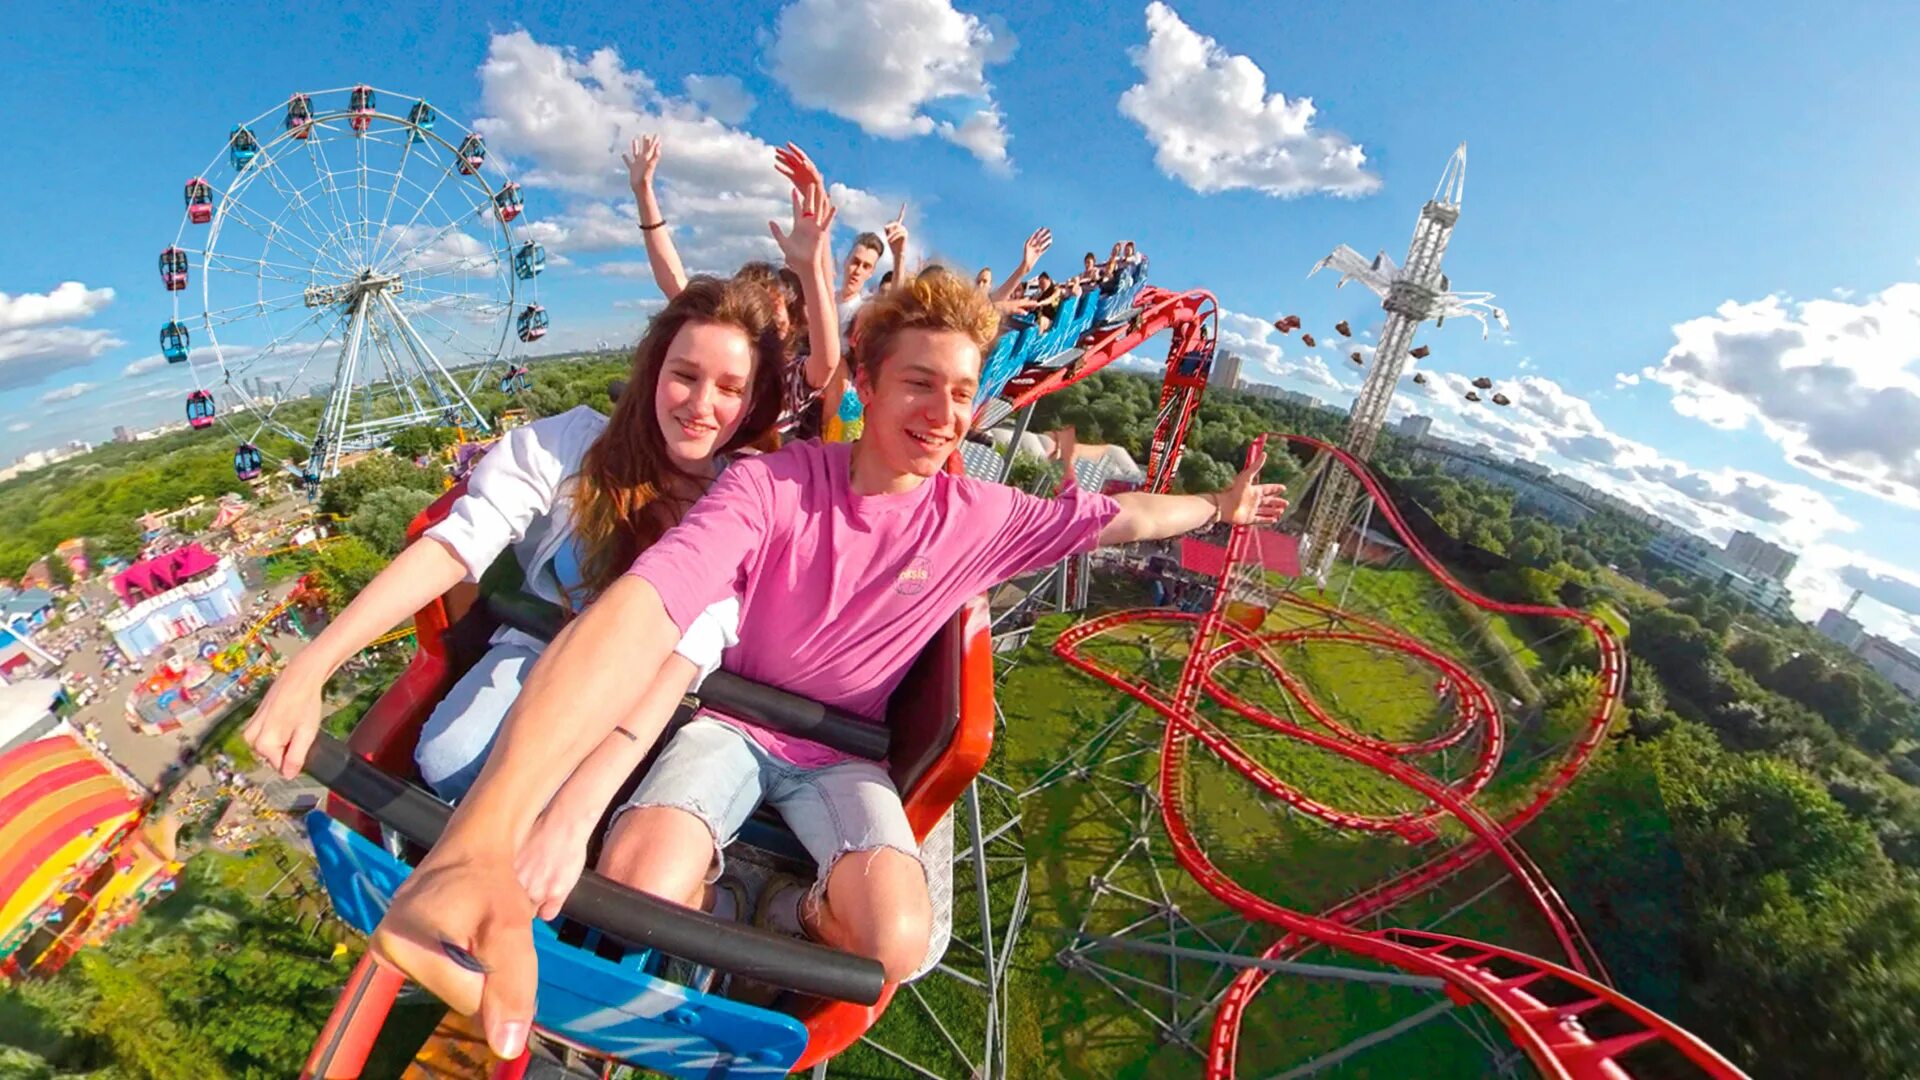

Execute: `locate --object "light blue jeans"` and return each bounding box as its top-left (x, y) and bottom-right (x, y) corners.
top-left (415, 641), bottom-right (541, 801)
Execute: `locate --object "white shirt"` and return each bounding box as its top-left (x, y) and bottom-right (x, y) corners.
top-left (423, 405), bottom-right (736, 684)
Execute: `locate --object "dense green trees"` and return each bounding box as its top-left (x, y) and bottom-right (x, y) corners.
top-left (346, 486), bottom-right (440, 558)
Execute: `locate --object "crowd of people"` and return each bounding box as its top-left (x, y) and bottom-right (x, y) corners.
top-left (243, 136), bottom-right (1227, 1063)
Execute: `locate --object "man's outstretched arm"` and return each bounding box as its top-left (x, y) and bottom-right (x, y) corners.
top-left (369, 574), bottom-right (680, 1060)
top-left (1098, 448), bottom-right (1288, 546)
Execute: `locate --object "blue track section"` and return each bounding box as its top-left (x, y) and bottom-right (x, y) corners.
top-left (306, 811), bottom-right (809, 1078)
top-left (975, 261), bottom-right (1150, 408)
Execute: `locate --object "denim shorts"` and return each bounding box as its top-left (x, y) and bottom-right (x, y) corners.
top-left (617, 714), bottom-right (921, 884)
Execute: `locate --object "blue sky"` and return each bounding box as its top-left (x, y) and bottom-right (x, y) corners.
top-left (4, 0), bottom-right (1920, 646)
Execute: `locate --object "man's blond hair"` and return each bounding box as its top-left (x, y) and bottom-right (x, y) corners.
top-left (852, 270), bottom-right (1000, 381)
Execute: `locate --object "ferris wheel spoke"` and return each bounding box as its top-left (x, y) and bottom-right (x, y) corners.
top-left (202, 290), bottom-right (320, 327)
top-left (367, 151), bottom-right (468, 270)
top-left (244, 309), bottom-right (353, 437)
top-left (219, 303), bottom-right (340, 378)
top-left (199, 247), bottom-right (324, 282)
top-left (393, 299), bottom-right (505, 362)
top-left (248, 153), bottom-right (364, 278)
top-left (377, 290), bottom-right (491, 433)
top-left (211, 181), bottom-right (355, 281)
top-left (371, 137), bottom-right (417, 273)
top-left (305, 136), bottom-right (365, 272)
top-left (200, 254), bottom-right (312, 290)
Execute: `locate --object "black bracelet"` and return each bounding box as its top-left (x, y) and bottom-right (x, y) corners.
top-left (612, 725), bottom-right (640, 742)
top-left (639, 219), bottom-right (668, 232)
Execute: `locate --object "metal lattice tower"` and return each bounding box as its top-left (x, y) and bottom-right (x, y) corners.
top-left (1299, 144), bottom-right (1508, 580)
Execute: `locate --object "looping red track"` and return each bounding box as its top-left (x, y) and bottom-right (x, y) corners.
top-left (1050, 432), bottom-right (1748, 1079)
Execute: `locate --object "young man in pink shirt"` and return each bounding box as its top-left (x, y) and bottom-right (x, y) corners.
top-left (370, 271), bottom-right (1287, 1060)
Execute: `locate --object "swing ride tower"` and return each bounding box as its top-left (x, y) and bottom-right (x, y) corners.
top-left (1298, 144), bottom-right (1508, 581)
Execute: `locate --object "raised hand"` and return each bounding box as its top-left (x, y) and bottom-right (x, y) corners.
top-left (884, 203), bottom-right (910, 261)
top-left (624, 135), bottom-right (662, 196)
top-left (774, 142), bottom-right (825, 196)
top-left (1023, 227), bottom-right (1053, 266)
top-left (1216, 448), bottom-right (1289, 527)
top-left (770, 183), bottom-right (838, 276)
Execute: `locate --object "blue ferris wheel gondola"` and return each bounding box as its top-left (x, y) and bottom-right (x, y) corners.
top-left (228, 125), bottom-right (259, 170)
top-left (407, 99), bottom-right (435, 143)
top-left (160, 321), bottom-right (190, 363)
top-left (513, 241), bottom-right (545, 280)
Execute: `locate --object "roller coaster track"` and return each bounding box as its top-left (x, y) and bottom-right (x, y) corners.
top-left (1049, 433), bottom-right (1747, 1079)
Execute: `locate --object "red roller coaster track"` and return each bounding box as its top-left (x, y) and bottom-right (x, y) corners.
top-left (1046, 432), bottom-right (1748, 1079)
top-left (977, 285), bottom-right (1745, 1076)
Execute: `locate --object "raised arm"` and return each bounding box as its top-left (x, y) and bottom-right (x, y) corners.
top-left (626, 135), bottom-right (688, 299)
top-left (771, 176), bottom-right (842, 391)
top-left (1098, 447), bottom-right (1288, 546)
top-left (992, 228), bottom-right (1053, 302)
top-left (884, 203), bottom-right (910, 285)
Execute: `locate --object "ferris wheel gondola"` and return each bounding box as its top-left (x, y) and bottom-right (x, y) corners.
top-left (161, 83), bottom-right (543, 488)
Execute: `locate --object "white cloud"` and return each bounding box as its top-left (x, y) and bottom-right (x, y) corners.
top-left (38, 381), bottom-right (96, 404)
top-left (1220, 308), bottom-right (1357, 394)
top-left (472, 31), bottom-right (902, 276)
top-left (767, 0), bottom-right (1016, 170)
top-left (684, 74), bottom-right (756, 125)
top-left (1119, 2), bottom-right (1380, 198)
top-left (1406, 369), bottom-right (1857, 553)
top-left (1645, 285), bottom-right (1920, 507)
top-left (595, 261), bottom-right (657, 279)
top-left (0, 282), bottom-right (114, 332)
top-left (123, 354), bottom-right (171, 377)
top-left (0, 281), bottom-right (123, 391)
top-left (6, 421), bottom-right (29, 433)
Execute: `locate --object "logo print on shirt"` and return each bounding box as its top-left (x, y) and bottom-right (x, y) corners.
top-left (895, 556), bottom-right (932, 596)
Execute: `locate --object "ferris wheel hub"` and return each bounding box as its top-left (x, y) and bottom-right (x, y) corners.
top-left (303, 271), bottom-right (404, 310)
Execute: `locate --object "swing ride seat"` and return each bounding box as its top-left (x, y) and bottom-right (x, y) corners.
top-left (305, 479), bottom-right (995, 1077)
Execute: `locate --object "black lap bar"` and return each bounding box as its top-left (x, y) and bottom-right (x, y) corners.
top-left (484, 591), bottom-right (890, 761)
top-left (305, 734), bottom-right (887, 1006)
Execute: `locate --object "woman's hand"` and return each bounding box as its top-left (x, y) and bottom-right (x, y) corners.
top-left (624, 134), bottom-right (662, 197)
top-left (774, 142), bottom-right (824, 196)
top-left (1023, 227), bottom-right (1053, 267)
top-left (242, 656), bottom-right (327, 779)
top-left (771, 184), bottom-right (838, 278)
top-left (514, 808), bottom-right (593, 921)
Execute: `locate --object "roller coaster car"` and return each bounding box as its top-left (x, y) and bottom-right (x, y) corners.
top-left (304, 481), bottom-right (995, 1077)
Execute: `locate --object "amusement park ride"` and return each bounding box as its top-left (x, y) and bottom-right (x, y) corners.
top-left (158, 86), bottom-right (549, 491)
top-left (279, 145), bottom-right (1752, 1078)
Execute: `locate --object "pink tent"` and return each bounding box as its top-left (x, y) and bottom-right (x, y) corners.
top-left (112, 544), bottom-right (220, 606)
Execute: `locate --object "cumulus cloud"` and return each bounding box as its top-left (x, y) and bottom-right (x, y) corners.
top-left (1644, 284), bottom-right (1920, 507)
top-left (595, 261), bottom-right (656, 279)
top-left (6, 421), bottom-right (29, 433)
top-left (767, 0), bottom-right (1016, 170)
top-left (38, 381), bottom-right (96, 404)
top-left (683, 74), bottom-right (756, 125)
top-left (0, 281), bottom-right (123, 391)
top-left (1119, 3), bottom-right (1379, 198)
top-left (0, 282), bottom-right (114, 332)
top-left (473, 31), bottom-right (903, 275)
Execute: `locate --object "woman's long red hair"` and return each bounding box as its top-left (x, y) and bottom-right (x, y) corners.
top-left (570, 275), bottom-right (786, 598)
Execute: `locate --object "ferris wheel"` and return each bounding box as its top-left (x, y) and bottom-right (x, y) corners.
top-left (160, 85), bottom-right (551, 487)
